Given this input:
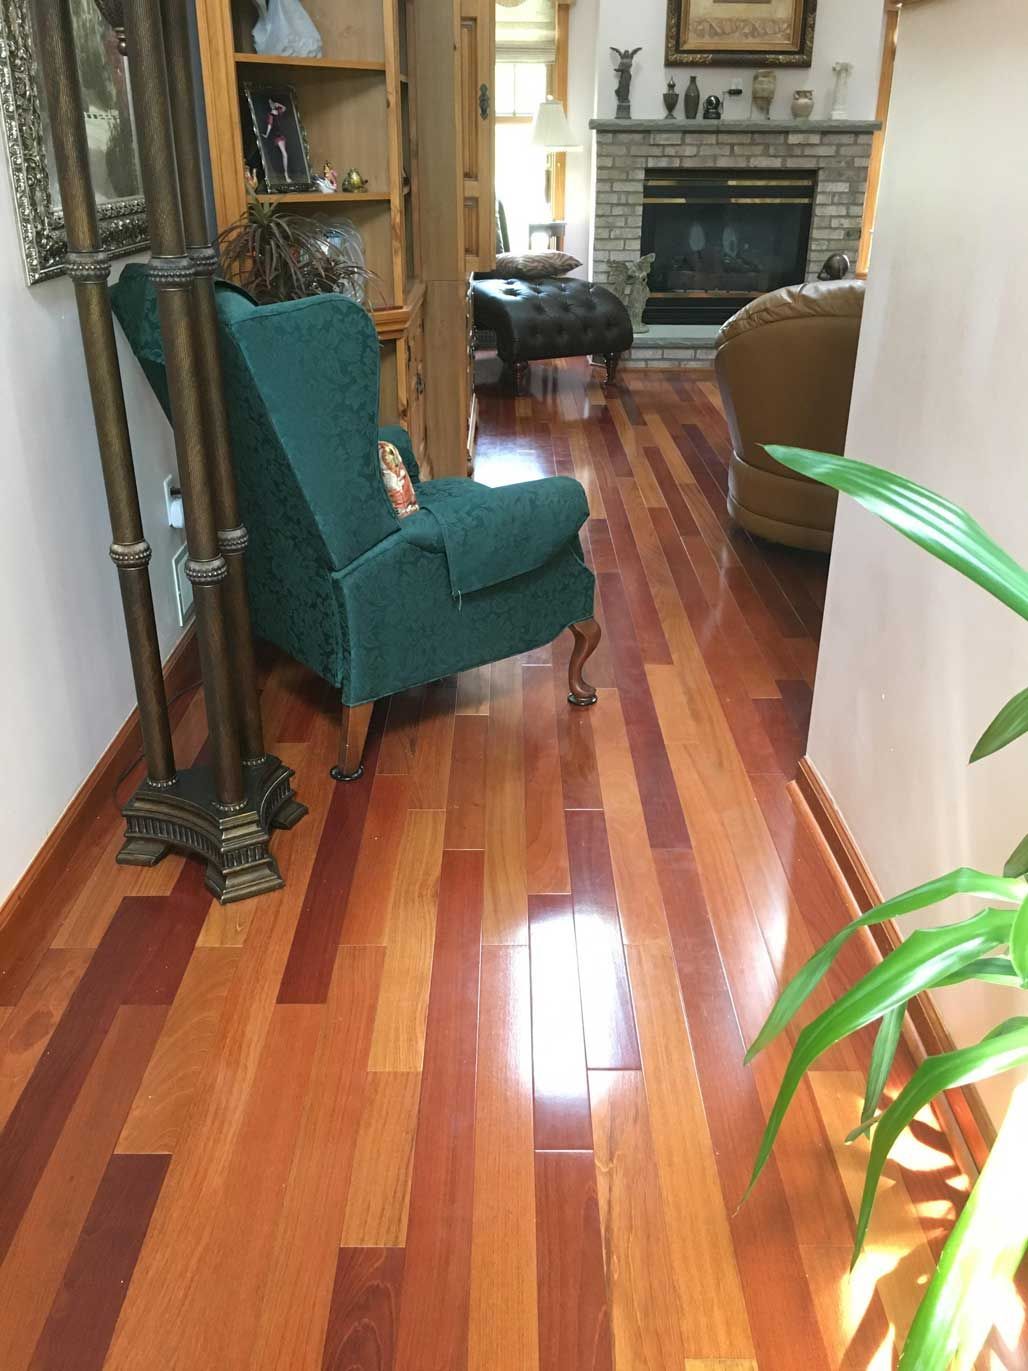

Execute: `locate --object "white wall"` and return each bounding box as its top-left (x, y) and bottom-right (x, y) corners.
top-left (0, 185), bottom-right (185, 904)
top-left (592, 0), bottom-right (884, 123)
top-left (563, 0), bottom-right (599, 269)
top-left (808, 0), bottom-right (1028, 1126)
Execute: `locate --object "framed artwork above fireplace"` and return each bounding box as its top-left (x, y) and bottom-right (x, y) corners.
top-left (665, 0), bottom-right (817, 67)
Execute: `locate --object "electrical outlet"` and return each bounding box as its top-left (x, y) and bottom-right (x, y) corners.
top-left (172, 543), bottom-right (194, 627)
top-left (163, 473), bottom-right (185, 529)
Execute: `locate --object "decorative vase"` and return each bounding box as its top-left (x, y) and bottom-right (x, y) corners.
top-left (792, 89), bottom-right (815, 120)
top-left (683, 74), bottom-right (700, 120)
top-left (252, 0), bottom-right (323, 58)
top-left (662, 80), bottom-right (679, 121)
top-left (751, 68), bottom-right (776, 120)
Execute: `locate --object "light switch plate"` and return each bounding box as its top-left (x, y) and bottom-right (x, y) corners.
top-left (172, 543), bottom-right (194, 627)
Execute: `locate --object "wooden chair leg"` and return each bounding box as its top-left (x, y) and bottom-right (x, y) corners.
top-left (604, 352), bottom-right (621, 386)
top-left (567, 618), bottom-right (601, 707)
top-left (331, 701), bottom-right (374, 781)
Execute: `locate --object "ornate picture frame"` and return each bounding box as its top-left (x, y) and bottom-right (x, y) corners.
top-left (0, 0), bottom-right (147, 284)
top-left (666, 0), bottom-right (817, 67)
top-left (241, 83), bottom-right (314, 195)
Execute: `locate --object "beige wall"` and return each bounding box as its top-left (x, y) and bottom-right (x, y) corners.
top-left (808, 0), bottom-right (1028, 1125)
top-left (0, 209), bottom-right (186, 902)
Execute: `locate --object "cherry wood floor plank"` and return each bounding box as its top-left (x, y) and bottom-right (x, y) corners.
top-left (0, 948), bottom-right (90, 1131)
top-left (589, 1070), bottom-right (687, 1370)
top-left (535, 1151), bottom-right (613, 1371)
top-left (26, 1152), bottom-right (169, 1371)
top-left (655, 848), bottom-right (833, 1370)
top-left (590, 689), bottom-right (669, 944)
top-left (587, 518), bottom-right (618, 573)
top-left (394, 850), bottom-right (483, 1371)
top-left (594, 476), bottom-right (673, 667)
top-left (627, 941), bottom-right (755, 1361)
top-left (595, 571), bottom-right (690, 851)
top-left (529, 894), bottom-right (592, 1150)
top-left (408, 677), bottom-right (457, 810)
top-left (340, 1071), bottom-right (421, 1248)
top-left (245, 947), bottom-right (385, 1371)
top-left (468, 946), bottom-right (538, 1371)
top-left (340, 774), bottom-right (414, 945)
top-left (0, 893), bottom-right (203, 1266)
top-left (483, 655), bottom-right (528, 944)
top-left (377, 686), bottom-right (425, 774)
top-left (455, 664), bottom-right (490, 716)
top-left (566, 810), bottom-right (640, 1071)
top-left (116, 947), bottom-right (242, 1155)
top-left (444, 714), bottom-right (488, 850)
top-left (368, 809), bottom-right (445, 1071)
top-left (277, 706), bottom-right (385, 1003)
top-left (523, 664), bottom-right (571, 895)
top-left (0, 1004), bottom-right (166, 1371)
top-left (322, 1248), bottom-right (405, 1371)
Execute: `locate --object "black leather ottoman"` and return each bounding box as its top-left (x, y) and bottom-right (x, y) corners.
top-left (472, 276), bottom-right (633, 394)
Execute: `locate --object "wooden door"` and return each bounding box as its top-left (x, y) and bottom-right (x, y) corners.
top-left (459, 0), bottom-right (495, 273)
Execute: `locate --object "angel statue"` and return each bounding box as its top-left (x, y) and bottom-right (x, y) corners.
top-left (608, 254), bottom-right (655, 335)
top-left (610, 46), bottom-right (642, 120)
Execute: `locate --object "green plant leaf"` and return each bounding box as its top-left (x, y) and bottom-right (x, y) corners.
top-left (936, 956), bottom-right (1022, 988)
top-left (745, 868), bottom-right (1025, 1063)
top-left (969, 686), bottom-right (1028, 762)
top-left (763, 447), bottom-right (1028, 623)
top-left (1011, 895), bottom-right (1028, 984)
top-left (853, 1018), bottom-right (1028, 1263)
top-left (859, 1004), bottom-right (904, 1130)
top-left (900, 1079), bottom-right (1028, 1370)
top-left (1005, 831), bottom-right (1028, 879)
top-left (745, 905), bottom-right (1013, 1200)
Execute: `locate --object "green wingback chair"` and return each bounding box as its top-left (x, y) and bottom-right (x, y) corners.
top-left (111, 265), bottom-right (601, 778)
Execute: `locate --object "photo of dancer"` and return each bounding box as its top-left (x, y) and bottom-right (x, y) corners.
top-left (242, 84), bottom-right (313, 192)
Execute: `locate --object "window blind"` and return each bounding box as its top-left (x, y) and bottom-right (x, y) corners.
top-left (495, 0), bottom-right (556, 65)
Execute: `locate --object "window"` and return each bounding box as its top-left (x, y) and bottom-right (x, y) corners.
top-left (494, 62), bottom-right (547, 119)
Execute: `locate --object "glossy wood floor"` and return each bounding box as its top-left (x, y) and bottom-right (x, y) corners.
top-left (1, 358), bottom-right (1024, 1371)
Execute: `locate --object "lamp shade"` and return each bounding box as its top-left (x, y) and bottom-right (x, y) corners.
top-left (530, 97), bottom-right (579, 151)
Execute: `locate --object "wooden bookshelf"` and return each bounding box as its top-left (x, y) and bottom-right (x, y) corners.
top-left (194, 0), bottom-right (491, 476)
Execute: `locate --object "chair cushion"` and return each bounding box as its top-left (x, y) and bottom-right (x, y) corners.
top-left (397, 475), bottom-right (588, 596)
top-left (472, 276), bottom-right (633, 364)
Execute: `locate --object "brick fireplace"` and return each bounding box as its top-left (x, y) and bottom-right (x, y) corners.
top-left (588, 118), bottom-right (878, 366)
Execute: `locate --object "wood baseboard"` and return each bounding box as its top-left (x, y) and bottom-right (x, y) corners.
top-left (792, 755), bottom-right (995, 1170)
top-left (0, 627), bottom-right (200, 935)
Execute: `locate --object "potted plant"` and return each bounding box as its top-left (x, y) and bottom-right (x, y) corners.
top-left (217, 196), bottom-right (371, 306)
top-left (747, 445), bottom-right (1028, 1369)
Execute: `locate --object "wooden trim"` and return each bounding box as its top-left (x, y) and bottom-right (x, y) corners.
top-left (793, 755), bottom-right (995, 1170)
top-left (0, 627), bottom-right (199, 936)
top-left (857, 3), bottom-right (899, 275)
top-left (550, 2), bottom-right (569, 222)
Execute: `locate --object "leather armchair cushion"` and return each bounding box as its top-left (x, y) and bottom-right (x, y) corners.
top-left (472, 276), bottom-right (633, 364)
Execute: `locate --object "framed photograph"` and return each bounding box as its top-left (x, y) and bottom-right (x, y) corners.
top-left (242, 83), bottom-right (314, 194)
top-left (0, 0), bottom-right (147, 284)
top-left (666, 0), bottom-right (817, 67)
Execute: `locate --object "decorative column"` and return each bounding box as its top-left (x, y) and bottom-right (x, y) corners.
top-left (35, 0), bottom-right (305, 901)
top-left (31, 0), bottom-right (176, 796)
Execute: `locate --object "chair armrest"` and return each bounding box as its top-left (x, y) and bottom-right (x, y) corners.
top-left (378, 425), bottom-right (420, 486)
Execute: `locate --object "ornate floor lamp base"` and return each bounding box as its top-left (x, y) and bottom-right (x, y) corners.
top-left (118, 756), bottom-right (307, 903)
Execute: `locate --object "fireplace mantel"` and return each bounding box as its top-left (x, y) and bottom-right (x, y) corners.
top-left (589, 119), bottom-right (880, 134)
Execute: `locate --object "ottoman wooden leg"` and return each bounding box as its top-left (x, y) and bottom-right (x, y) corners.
top-left (512, 360), bottom-right (529, 396)
top-left (604, 352), bottom-right (621, 386)
top-left (567, 618), bottom-right (601, 707)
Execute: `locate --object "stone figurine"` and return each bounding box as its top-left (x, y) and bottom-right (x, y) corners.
top-left (751, 69), bottom-right (776, 120)
top-left (663, 79), bottom-right (680, 121)
top-left (831, 61), bottom-right (853, 120)
top-left (792, 89), bottom-right (815, 120)
top-left (610, 46), bottom-right (641, 120)
top-left (608, 254), bottom-right (655, 335)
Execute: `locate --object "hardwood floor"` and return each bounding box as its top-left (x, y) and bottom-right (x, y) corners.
top-left (1, 356), bottom-right (1024, 1370)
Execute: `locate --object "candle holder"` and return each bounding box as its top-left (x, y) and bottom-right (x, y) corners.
top-left (33, 0), bottom-right (305, 901)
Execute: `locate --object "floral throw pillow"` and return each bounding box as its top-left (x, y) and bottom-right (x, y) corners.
top-left (378, 440), bottom-right (419, 519)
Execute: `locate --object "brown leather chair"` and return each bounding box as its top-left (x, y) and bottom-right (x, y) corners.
top-left (715, 279), bottom-right (864, 551)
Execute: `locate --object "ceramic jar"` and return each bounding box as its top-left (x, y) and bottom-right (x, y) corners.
top-left (792, 89), bottom-right (815, 120)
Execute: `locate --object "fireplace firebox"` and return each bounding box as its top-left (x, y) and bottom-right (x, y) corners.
top-left (641, 168), bottom-right (816, 326)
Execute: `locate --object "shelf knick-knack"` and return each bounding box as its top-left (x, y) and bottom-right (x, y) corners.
top-left (610, 46), bottom-right (641, 120)
top-left (683, 74), bottom-right (700, 120)
top-left (831, 61), bottom-right (853, 121)
top-left (751, 68), bottom-right (776, 120)
top-left (663, 79), bottom-right (680, 121)
top-left (702, 94), bottom-right (722, 121)
top-left (252, 0), bottom-right (323, 59)
top-left (792, 89), bottom-right (815, 120)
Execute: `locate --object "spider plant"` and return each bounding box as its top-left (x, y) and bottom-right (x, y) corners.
top-left (746, 445), bottom-right (1028, 1369)
top-left (217, 197), bottom-right (372, 307)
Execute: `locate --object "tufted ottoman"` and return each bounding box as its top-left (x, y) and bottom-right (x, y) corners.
top-left (472, 275), bottom-right (634, 394)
